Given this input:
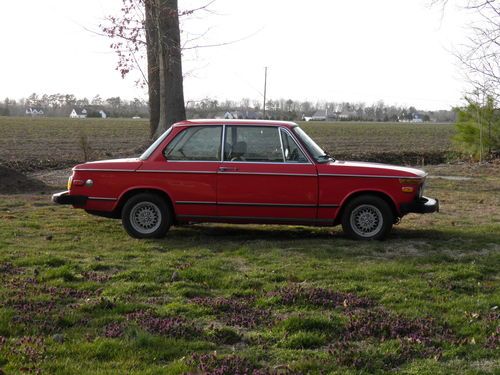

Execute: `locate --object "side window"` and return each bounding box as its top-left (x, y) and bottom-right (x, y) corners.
top-left (224, 126), bottom-right (284, 162)
top-left (164, 126), bottom-right (222, 161)
top-left (281, 129), bottom-right (308, 163)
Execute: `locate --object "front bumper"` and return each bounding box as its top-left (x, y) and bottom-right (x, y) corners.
top-left (400, 196), bottom-right (439, 215)
top-left (52, 191), bottom-right (87, 206)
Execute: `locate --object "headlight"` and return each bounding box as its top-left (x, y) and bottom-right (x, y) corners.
top-left (67, 175), bottom-right (73, 190)
top-left (399, 178), bottom-right (423, 185)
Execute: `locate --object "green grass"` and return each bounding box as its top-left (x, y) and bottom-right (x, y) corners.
top-left (0, 117), bottom-right (456, 170)
top-left (0, 165), bottom-right (498, 374)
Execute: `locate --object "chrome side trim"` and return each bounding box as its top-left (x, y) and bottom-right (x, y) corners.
top-left (319, 174), bottom-right (423, 179)
top-left (176, 215), bottom-right (333, 224)
top-left (138, 170), bottom-right (315, 176)
top-left (75, 169), bottom-right (136, 172)
top-left (175, 201), bottom-right (339, 208)
top-left (88, 197), bottom-right (117, 201)
top-left (218, 172), bottom-right (316, 177)
top-left (176, 201), bottom-right (216, 205)
top-left (137, 170), bottom-right (217, 174)
top-left (218, 202), bottom-right (317, 208)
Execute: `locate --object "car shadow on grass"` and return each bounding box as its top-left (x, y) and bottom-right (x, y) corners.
top-left (159, 223), bottom-right (499, 253)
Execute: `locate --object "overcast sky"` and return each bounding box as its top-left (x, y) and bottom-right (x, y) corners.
top-left (0, 0), bottom-right (472, 110)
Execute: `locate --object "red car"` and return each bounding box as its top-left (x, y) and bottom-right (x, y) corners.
top-left (53, 120), bottom-right (438, 240)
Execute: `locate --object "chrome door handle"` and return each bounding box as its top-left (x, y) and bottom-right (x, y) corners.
top-left (218, 167), bottom-right (238, 172)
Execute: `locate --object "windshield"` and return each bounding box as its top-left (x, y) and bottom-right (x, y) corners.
top-left (293, 126), bottom-right (333, 163)
top-left (139, 128), bottom-right (173, 160)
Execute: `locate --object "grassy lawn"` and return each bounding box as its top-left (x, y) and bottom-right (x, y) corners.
top-left (0, 165), bottom-right (498, 374)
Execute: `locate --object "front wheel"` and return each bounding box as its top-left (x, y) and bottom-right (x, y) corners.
top-left (121, 193), bottom-right (172, 239)
top-left (341, 195), bottom-right (394, 240)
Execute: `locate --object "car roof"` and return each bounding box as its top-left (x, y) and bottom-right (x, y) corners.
top-left (173, 119), bottom-right (298, 128)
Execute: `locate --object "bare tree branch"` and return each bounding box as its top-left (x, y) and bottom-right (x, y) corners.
top-left (432, 0), bottom-right (500, 98)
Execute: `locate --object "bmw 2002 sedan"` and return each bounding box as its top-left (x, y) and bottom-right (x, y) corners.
top-left (52, 120), bottom-right (438, 240)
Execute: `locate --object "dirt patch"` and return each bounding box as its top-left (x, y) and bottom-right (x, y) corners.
top-left (28, 168), bottom-right (72, 189)
top-left (0, 165), bottom-right (50, 194)
top-left (1, 159), bottom-right (80, 173)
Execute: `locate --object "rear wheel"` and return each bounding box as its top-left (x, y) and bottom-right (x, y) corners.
top-left (341, 195), bottom-right (393, 240)
top-left (121, 193), bottom-right (172, 239)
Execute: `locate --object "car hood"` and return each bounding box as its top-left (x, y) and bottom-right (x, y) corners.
top-left (322, 160), bottom-right (427, 178)
top-left (73, 158), bottom-right (143, 171)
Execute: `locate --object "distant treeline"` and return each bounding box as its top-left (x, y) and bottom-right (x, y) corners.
top-left (0, 93), bottom-right (456, 122)
top-left (0, 93), bottom-right (149, 118)
top-left (187, 98), bottom-right (456, 123)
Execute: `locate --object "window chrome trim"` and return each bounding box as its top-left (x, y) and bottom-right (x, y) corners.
top-left (140, 128), bottom-right (172, 160)
top-left (163, 125), bottom-right (223, 162)
top-left (280, 127), bottom-right (315, 164)
top-left (221, 125), bottom-right (226, 162)
top-left (278, 127), bottom-right (286, 162)
top-left (219, 125), bottom-right (313, 165)
top-left (164, 160), bottom-right (221, 163)
top-left (220, 160), bottom-right (311, 165)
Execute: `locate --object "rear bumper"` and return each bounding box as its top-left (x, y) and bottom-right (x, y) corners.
top-left (400, 196), bottom-right (439, 215)
top-left (52, 191), bottom-right (88, 206)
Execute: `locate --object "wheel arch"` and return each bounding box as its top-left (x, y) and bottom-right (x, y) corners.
top-left (334, 190), bottom-right (399, 225)
top-left (113, 187), bottom-right (175, 218)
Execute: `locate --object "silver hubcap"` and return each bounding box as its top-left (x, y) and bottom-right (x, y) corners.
top-left (130, 201), bottom-right (162, 234)
top-left (350, 204), bottom-right (383, 238)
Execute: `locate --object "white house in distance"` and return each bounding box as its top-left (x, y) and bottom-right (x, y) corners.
top-left (69, 109), bottom-right (107, 119)
top-left (70, 109), bottom-right (87, 119)
top-left (25, 108), bottom-right (44, 117)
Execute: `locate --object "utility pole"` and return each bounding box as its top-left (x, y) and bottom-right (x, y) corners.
top-left (263, 67), bottom-right (268, 119)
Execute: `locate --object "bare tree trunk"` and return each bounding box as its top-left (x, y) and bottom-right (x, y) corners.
top-left (145, 0), bottom-right (161, 139)
top-left (154, 0), bottom-right (186, 139)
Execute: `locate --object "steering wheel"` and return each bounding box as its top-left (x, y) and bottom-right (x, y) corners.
top-left (290, 149), bottom-right (299, 161)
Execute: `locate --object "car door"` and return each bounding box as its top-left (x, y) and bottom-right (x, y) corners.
top-left (216, 125), bottom-right (318, 223)
top-left (138, 125), bottom-right (222, 219)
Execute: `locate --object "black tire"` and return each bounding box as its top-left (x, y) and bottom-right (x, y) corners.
top-left (341, 195), bottom-right (393, 240)
top-left (121, 193), bottom-right (172, 239)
